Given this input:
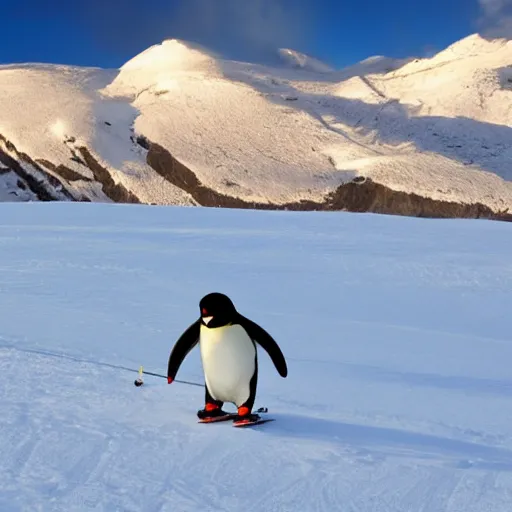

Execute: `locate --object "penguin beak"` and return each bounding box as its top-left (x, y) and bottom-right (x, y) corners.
top-left (203, 316), bottom-right (213, 326)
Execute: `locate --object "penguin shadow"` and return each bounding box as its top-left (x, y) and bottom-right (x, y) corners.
top-left (263, 412), bottom-right (512, 471)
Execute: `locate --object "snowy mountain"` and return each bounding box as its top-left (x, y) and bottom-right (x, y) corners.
top-left (1, 34), bottom-right (511, 219)
top-left (277, 48), bottom-right (335, 72)
top-left (1, 201), bottom-right (512, 511)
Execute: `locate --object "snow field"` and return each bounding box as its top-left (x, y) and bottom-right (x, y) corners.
top-left (0, 202), bottom-right (511, 510)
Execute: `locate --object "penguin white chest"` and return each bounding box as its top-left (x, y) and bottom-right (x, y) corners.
top-left (199, 324), bottom-right (256, 405)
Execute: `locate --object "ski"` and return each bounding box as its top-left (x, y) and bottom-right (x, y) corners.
top-left (198, 407), bottom-right (270, 425)
top-left (198, 413), bottom-right (237, 424)
top-left (232, 418), bottom-right (275, 428)
top-left (232, 408), bottom-right (274, 427)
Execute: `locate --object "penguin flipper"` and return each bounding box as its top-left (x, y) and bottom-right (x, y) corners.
top-left (167, 319), bottom-right (201, 380)
top-left (237, 314), bottom-right (288, 378)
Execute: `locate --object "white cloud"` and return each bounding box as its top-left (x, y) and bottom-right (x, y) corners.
top-left (478, 0), bottom-right (512, 37)
top-left (480, 0), bottom-right (506, 16)
top-left (171, 0), bottom-right (309, 59)
top-left (75, 0), bottom-right (310, 65)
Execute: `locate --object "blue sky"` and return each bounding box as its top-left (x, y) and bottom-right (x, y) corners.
top-left (0, 0), bottom-right (493, 69)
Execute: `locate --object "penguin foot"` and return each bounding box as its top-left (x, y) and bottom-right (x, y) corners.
top-left (237, 406), bottom-right (251, 417)
top-left (235, 406), bottom-right (259, 423)
top-left (197, 406), bottom-right (228, 420)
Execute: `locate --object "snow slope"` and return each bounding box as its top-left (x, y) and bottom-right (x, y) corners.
top-left (1, 202), bottom-right (511, 511)
top-left (0, 64), bottom-right (194, 205)
top-left (0, 34), bottom-right (511, 211)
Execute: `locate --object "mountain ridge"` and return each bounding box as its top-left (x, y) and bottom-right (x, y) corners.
top-left (0, 34), bottom-right (511, 219)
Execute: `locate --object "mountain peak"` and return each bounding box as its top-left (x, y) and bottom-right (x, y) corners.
top-left (277, 48), bottom-right (334, 73)
top-left (120, 39), bottom-right (218, 73)
top-left (106, 39), bottom-right (220, 98)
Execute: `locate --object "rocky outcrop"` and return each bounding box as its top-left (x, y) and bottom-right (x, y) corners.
top-left (0, 135), bottom-right (75, 202)
top-left (146, 142), bottom-right (511, 221)
top-left (327, 178), bottom-right (512, 220)
top-left (0, 134), bottom-right (141, 204)
top-left (76, 147), bottom-right (140, 204)
top-left (1, 133), bottom-right (510, 222)
top-left (146, 142), bottom-right (316, 210)
top-left (37, 159), bottom-right (92, 183)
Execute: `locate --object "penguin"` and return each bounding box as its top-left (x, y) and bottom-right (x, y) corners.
top-left (167, 292), bottom-right (287, 421)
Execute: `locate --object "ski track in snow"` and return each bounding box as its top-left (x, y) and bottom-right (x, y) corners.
top-left (0, 202), bottom-right (511, 511)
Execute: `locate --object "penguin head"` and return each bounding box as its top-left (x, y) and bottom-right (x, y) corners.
top-left (199, 292), bottom-right (237, 328)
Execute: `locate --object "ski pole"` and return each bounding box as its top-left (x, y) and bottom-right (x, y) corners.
top-left (133, 365), bottom-right (202, 388)
top-left (0, 343), bottom-right (202, 389)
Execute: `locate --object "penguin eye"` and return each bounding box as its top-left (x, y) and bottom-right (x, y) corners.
top-left (202, 308), bottom-right (208, 315)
